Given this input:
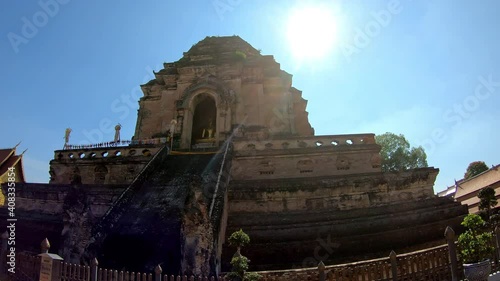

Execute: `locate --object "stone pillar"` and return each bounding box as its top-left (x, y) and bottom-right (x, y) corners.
top-left (445, 226), bottom-right (458, 281)
top-left (41, 238), bottom-right (49, 254)
top-left (389, 250), bottom-right (398, 281)
top-left (181, 107), bottom-right (192, 149)
top-left (91, 258), bottom-right (98, 281)
top-left (318, 261), bottom-right (325, 281)
top-left (38, 238), bottom-right (63, 281)
top-left (155, 264), bottom-right (162, 281)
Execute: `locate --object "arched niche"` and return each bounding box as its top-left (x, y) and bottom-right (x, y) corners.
top-left (179, 90), bottom-right (223, 149)
top-left (176, 77), bottom-right (237, 149)
top-left (191, 94), bottom-right (217, 145)
top-left (94, 165), bottom-right (108, 184)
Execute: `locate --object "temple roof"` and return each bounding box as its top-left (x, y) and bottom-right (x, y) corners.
top-left (0, 146), bottom-right (25, 183)
top-left (0, 149), bottom-right (15, 167)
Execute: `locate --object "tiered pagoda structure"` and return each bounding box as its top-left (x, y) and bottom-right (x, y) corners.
top-left (2, 36), bottom-right (467, 276)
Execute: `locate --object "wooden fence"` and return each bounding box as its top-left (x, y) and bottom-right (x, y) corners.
top-left (15, 252), bottom-right (40, 281)
top-left (7, 225), bottom-right (500, 281)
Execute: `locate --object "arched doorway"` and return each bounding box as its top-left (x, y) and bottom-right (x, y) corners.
top-left (191, 94), bottom-right (217, 146)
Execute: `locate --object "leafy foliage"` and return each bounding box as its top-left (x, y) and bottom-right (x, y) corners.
top-left (490, 213), bottom-right (500, 227)
top-left (227, 229), bottom-right (261, 281)
top-left (458, 214), bottom-right (494, 264)
top-left (229, 229), bottom-right (250, 249)
top-left (243, 272), bottom-right (262, 281)
top-left (229, 256), bottom-right (250, 276)
top-left (465, 161), bottom-right (489, 179)
top-left (478, 187), bottom-right (498, 221)
top-left (375, 132), bottom-right (428, 172)
top-left (233, 51), bottom-right (247, 61)
top-left (227, 256), bottom-right (261, 281)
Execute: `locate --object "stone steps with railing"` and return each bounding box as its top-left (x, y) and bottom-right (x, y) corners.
top-left (83, 147), bottom-right (228, 275)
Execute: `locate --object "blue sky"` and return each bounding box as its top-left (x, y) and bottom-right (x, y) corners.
top-left (1, 0), bottom-right (499, 192)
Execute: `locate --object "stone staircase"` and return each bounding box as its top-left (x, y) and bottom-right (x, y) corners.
top-left (84, 146), bottom-right (231, 275)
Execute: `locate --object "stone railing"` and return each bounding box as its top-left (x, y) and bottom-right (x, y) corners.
top-left (232, 133), bottom-right (377, 152)
top-left (53, 146), bottom-right (162, 161)
top-left (62, 138), bottom-right (167, 150)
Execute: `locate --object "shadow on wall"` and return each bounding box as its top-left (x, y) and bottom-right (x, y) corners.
top-left (99, 233), bottom-right (180, 274)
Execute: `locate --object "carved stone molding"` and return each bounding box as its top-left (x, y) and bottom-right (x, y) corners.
top-left (177, 77), bottom-right (235, 109)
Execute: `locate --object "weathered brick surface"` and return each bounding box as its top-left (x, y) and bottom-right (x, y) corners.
top-left (49, 146), bottom-right (161, 185)
top-left (222, 168), bottom-right (467, 270)
top-left (2, 183), bottom-right (126, 216)
top-left (134, 36), bottom-right (314, 149)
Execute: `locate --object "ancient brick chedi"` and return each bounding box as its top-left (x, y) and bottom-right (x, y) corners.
top-left (2, 36), bottom-right (467, 275)
top-left (135, 35), bottom-right (313, 147)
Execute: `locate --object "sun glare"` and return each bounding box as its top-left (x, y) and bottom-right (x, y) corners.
top-left (286, 5), bottom-right (338, 61)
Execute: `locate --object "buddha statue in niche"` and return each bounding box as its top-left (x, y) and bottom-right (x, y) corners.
top-left (202, 118), bottom-right (215, 139)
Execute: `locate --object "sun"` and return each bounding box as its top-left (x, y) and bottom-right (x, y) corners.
top-left (286, 5), bottom-right (339, 61)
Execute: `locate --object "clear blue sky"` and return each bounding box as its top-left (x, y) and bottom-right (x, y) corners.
top-left (1, 0), bottom-right (499, 192)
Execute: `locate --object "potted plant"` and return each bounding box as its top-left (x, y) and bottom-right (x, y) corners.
top-left (458, 214), bottom-right (495, 281)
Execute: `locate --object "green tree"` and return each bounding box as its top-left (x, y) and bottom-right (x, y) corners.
top-left (458, 214), bottom-right (494, 264)
top-left (229, 229), bottom-right (250, 255)
top-left (465, 161), bottom-right (489, 179)
top-left (375, 132), bottom-right (428, 172)
top-left (227, 229), bottom-right (261, 281)
top-left (478, 187), bottom-right (497, 221)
